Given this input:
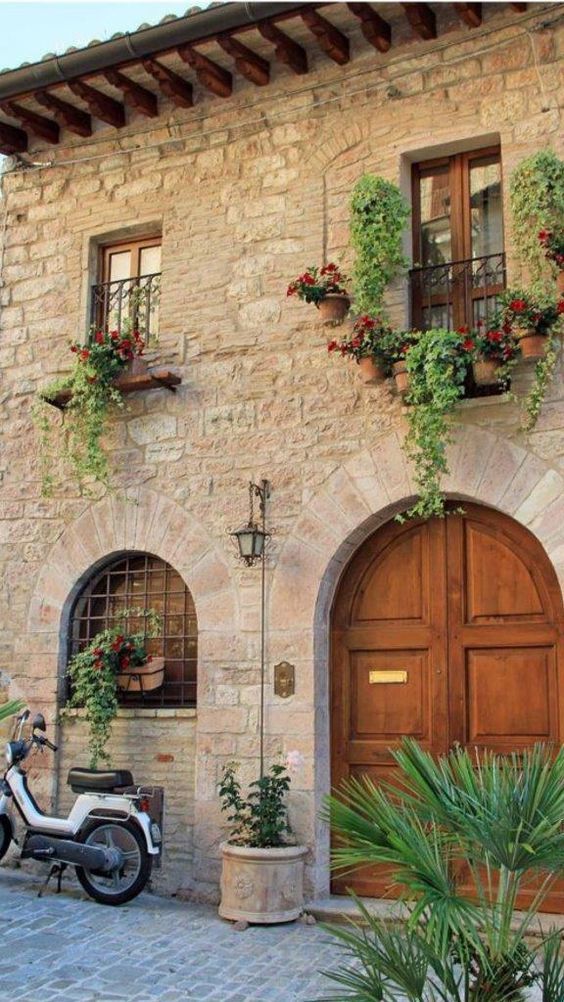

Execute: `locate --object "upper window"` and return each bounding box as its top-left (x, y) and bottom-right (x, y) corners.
top-left (410, 148), bottom-right (505, 331)
top-left (69, 553), bottom-right (196, 708)
top-left (91, 237), bottom-right (161, 342)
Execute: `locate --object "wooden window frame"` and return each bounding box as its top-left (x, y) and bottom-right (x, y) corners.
top-left (410, 146), bottom-right (505, 330)
top-left (99, 235), bottom-right (162, 284)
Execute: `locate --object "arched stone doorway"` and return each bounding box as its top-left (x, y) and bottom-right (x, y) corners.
top-left (330, 502), bottom-right (564, 909)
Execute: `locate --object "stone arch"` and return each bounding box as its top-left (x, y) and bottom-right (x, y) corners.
top-left (268, 425), bottom-right (564, 897)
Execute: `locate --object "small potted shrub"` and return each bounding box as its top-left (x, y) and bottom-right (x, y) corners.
top-left (62, 607), bottom-right (162, 768)
top-left (496, 288), bottom-right (562, 360)
top-left (327, 315), bottom-right (393, 384)
top-left (287, 263), bottom-right (351, 326)
top-left (538, 228), bottom-right (564, 293)
top-left (466, 322), bottom-right (518, 387)
top-left (218, 755), bottom-right (308, 924)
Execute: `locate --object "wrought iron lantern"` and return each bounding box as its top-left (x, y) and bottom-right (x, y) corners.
top-left (231, 480), bottom-right (270, 566)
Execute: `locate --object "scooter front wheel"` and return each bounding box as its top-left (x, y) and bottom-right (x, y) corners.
top-left (75, 819), bottom-right (152, 906)
top-left (0, 815), bottom-right (12, 862)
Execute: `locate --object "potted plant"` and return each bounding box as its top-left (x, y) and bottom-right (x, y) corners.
top-left (538, 228), bottom-right (564, 293)
top-left (468, 322), bottom-right (518, 387)
top-left (286, 263), bottom-right (351, 326)
top-left (327, 315), bottom-right (393, 384)
top-left (218, 755), bottom-right (308, 925)
top-left (35, 323), bottom-right (147, 495)
top-left (62, 607), bottom-right (162, 768)
top-left (496, 288), bottom-right (562, 359)
top-left (349, 174), bottom-right (410, 316)
top-left (510, 150), bottom-right (564, 284)
top-left (385, 330), bottom-right (420, 396)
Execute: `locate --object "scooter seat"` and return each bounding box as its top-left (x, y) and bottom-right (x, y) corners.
top-left (67, 768), bottom-right (134, 794)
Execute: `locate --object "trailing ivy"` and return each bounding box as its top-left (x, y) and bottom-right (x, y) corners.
top-left (350, 174), bottom-right (410, 315)
top-left (510, 150), bottom-right (564, 281)
top-left (522, 336), bottom-right (559, 432)
top-left (399, 329), bottom-right (470, 521)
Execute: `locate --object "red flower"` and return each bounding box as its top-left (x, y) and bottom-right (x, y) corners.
top-left (80, 349), bottom-right (90, 361)
top-left (462, 338), bottom-right (475, 352)
top-left (509, 299), bottom-right (526, 312)
top-left (558, 299), bottom-right (564, 314)
top-left (321, 263), bottom-right (338, 274)
top-left (487, 331), bottom-right (502, 342)
top-left (110, 330), bottom-right (120, 340)
top-left (538, 229), bottom-right (551, 244)
top-left (111, 635), bottom-right (125, 652)
top-left (302, 274), bottom-right (315, 286)
top-left (94, 331), bottom-right (104, 344)
top-left (120, 656), bottom-right (130, 669)
top-left (70, 344), bottom-right (78, 353)
top-left (456, 325), bottom-right (469, 335)
top-left (327, 340), bottom-right (338, 353)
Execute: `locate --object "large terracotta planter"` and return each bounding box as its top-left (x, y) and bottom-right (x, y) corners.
top-left (219, 842), bottom-right (308, 924)
top-left (472, 356), bottom-right (501, 387)
top-left (358, 356), bottom-right (386, 385)
top-left (317, 293), bottom-right (350, 327)
top-left (116, 657), bottom-right (165, 693)
top-left (393, 359), bottom-right (410, 396)
top-left (518, 331), bottom-right (548, 360)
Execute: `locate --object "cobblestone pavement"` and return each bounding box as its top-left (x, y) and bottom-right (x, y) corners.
top-left (0, 869), bottom-right (341, 1002)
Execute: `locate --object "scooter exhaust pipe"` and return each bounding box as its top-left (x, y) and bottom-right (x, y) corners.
top-left (24, 834), bottom-right (123, 873)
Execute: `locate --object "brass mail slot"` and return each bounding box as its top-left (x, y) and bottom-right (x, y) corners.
top-left (369, 670), bottom-right (408, 684)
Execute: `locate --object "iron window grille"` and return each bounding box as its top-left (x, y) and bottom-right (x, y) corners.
top-left (409, 251), bottom-right (506, 331)
top-left (90, 272), bottom-right (161, 344)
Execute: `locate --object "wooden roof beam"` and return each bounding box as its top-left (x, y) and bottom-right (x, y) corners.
top-left (1, 101), bottom-right (59, 144)
top-left (402, 3), bottom-right (437, 40)
top-left (35, 91), bottom-right (92, 137)
top-left (68, 79), bottom-right (125, 128)
top-left (104, 69), bottom-right (158, 118)
top-left (257, 21), bottom-right (308, 75)
top-left (0, 119), bottom-right (27, 155)
top-left (142, 59), bottom-right (193, 108)
top-left (217, 34), bottom-right (270, 86)
top-left (177, 45), bottom-right (232, 98)
top-left (347, 3), bottom-right (391, 53)
top-left (301, 9), bottom-right (350, 65)
top-left (510, 3), bottom-right (527, 10)
top-left (453, 3), bottom-right (482, 27)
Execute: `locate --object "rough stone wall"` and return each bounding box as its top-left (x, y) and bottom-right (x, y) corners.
top-left (0, 3), bottom-right (562, 899)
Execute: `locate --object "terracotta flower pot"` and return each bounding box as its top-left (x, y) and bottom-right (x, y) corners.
top-left (393, 359), bottom-right (410, 396)
top-left (557, 271), bottom-right (564, 295)
top-left (219, 842), bottom-right (308, 924)
top-left (116, 656), bottom-right (165, 693)
top-left (317, 293), bottom-right (350, 327)
top-left (518, 332), bottom-right (548, 360)
top-left (124, 355), bottom-right (149, 376)
top-left (472, 356), bottom-right (501, 387)
top-left (358, 356), bottom-right (386, 385)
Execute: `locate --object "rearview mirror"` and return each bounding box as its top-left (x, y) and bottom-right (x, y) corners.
top-left (32, 713), bottom-right (46, 732)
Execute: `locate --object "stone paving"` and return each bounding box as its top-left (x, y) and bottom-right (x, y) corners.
top-left (0, 869), bottom-right (341, 1002)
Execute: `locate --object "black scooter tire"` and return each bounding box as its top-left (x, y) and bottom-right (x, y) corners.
top-left (75, 818), bottom-right (152, 906)
top-left (0, 815), bottom-right (12, 862)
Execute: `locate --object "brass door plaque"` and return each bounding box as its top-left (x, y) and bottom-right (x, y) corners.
top-left (274, 661), bottom-right (295, 698)
top-left (369, 670), bottom-right (408, 684)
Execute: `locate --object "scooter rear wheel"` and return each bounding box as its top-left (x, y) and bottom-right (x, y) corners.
top-left (75, 819), bottom-right (152, 906)
top-left (0, 815), bottom-right (12, 862)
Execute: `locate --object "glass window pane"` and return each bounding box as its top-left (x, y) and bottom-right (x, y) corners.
top-left (139, 245), bottom-right (161, 276)
top-left (419, 167), bottom-right (451, 267)
top-left (108, 251), bottom-right (131, 283)
top-left (469, 158), bottom-right (503, 259)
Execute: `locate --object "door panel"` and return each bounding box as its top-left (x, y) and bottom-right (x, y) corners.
top-left (331, 504), bottom-right (563, 909)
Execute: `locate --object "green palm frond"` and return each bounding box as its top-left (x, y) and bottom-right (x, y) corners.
top-left (539, 932), bottom-right (564, 1002)
top-left (0, 699), bottom-right (24, 723)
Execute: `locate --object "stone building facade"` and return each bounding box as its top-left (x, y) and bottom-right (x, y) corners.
top-left (0, 2), bottom-right (562, 902)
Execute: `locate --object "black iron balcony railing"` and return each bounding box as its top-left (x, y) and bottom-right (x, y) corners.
top-left (409, 252), bottom-right (506, 331)
top-left (90, 272), bottom-right (161, 342)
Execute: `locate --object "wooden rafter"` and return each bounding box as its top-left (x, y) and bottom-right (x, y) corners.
top-left (1, 101), bottom-right (59, 144)
top-left (35, 91), bottom-right (92, 137)
top-left (347, 3), bottom-right (391, 53)
top-left (68, 80), bottom-right (125, 128)
top-left (453, 3), bottom-right (482, 28)
top-left (104, 69), bottom-right (158, 118)
top-left (402, 3), bottom-right (437, 40)
top-left (510, 3), bottom-right (527, 11)
top-left (257, 21), bottom-right (308, 75)
top-left (177, 45), bottom-right (232, 98)
top-left (217, 34), bottom-right (270, 86)
top-left (0, 120), bottom-right (27, 154)
top-left (301, 9), bottom-right (350, 65)
top-left (142, 59), bottom-right (194, 108)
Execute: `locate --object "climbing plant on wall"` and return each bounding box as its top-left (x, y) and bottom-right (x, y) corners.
top-left (349, 174), bottom-right (410, 316)
top-left (510, 149), bottom-right (564, 281)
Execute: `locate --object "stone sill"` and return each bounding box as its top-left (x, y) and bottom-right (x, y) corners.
top-left (65, 707), bottom-right (197, 720)
top-left (456, 392), bottom-right (512, 410)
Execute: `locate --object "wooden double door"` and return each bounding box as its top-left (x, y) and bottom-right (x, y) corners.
top-left (331, 504), bottom-right (564, 909)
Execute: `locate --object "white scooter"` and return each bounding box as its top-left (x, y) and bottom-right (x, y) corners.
top-left (0, 709), bottom-right (162, 905)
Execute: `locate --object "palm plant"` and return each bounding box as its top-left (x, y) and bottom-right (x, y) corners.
top-left (318, 740), bottom-right (564, 1002)
top-left (0, 699), bottom-right (24, 724)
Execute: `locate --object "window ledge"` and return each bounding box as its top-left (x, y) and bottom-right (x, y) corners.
top-left (64, 707), bottom-right (197, 720)
top-left (456, 392), bottom-right (512, 410)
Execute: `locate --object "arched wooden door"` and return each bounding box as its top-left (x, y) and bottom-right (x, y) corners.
top-left (331, 504), bottom-right (564, 910)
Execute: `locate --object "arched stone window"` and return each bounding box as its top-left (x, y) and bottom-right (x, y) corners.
top-left (69, 552), bottom-right (197, 707)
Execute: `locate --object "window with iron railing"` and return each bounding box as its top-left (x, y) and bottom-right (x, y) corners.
top-left (410, 148), bottom-right (505, 331)
top-left (90, 237), bottom-right (161, 342)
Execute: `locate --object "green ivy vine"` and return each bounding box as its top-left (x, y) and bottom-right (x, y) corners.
top-left (522, 335), bottom-right (559, 432)
top-left (510, 149), bottom-right (564, 281)
top-left (350, 174), bottom-right (410, 315)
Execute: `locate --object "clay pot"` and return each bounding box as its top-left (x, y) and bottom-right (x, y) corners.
top-left (124, 355), bottom-right (149, 376)
top-left (358, 356), bottom-right (386, 385)
top-left (116, 657), bottom-right (165, 693)
top-left (317, 293), bottom-right (350, 327)
top-left (219, 842), bottom-right (308, 924)
top-left (472, 356), bottom-right (501, 387)
top-left (393, 359), bottom-right (410, 396)
top-left (518, 332), bottom-right (548, 360)
top-left (557, 271), bottom-right (564, 295)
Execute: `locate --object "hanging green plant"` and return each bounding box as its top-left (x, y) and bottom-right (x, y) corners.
top-left (349, 174), bottom-right (410, 315)
top-left (398, 328), bottom-right (472, 521)
top-left (34, 324), bottom-right (146, 497)
top-left (510, 149), bottom-right (564, 281)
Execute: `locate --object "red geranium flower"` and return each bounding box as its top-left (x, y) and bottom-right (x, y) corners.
top-left (509, 299), bottom-right (526, 312)
top-left (94, 331), bottom-right (104, 344)
top-left (462, 338), bottom-right (475, 352)
top-left (558, 299), bottom-right (564, 314)
top-left (120, 656), bottom-right (130, 669)
top-left (80, 349), bottom-right (90, 361)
